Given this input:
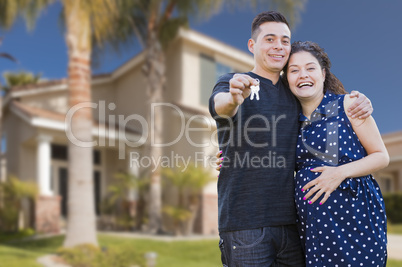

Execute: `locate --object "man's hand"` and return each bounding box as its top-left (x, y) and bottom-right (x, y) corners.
top-left (348, 90), bottom-right (373, 119)
top-left (228, 74), bottom-right (259, 106)
top-left (214, 74), bottom-right (259, 118)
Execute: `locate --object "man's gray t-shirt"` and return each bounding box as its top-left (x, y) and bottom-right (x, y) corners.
top-left (209, 72), bottom-right (300, 232)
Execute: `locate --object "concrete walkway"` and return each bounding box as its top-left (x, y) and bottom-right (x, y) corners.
top-left (37, 255), bottom-right (70, 267)
top-left (99, 231), bottom-right (219, 241)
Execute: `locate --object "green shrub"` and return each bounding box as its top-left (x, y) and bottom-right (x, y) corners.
top-left (100, 172), bottom-right (150, 231)
top-left (383, 193), bottom-right (402, 223)
top-left (58, 244), bottom-right (146, 267)
top-left (162, 163), bottom-right (217, 235)
top-left (0, 228), bottom-right (35, 243)
top-left (0, 176), bottom-right (38, 232)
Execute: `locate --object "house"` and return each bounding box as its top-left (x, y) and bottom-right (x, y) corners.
top-left (374, 131), bottom-right (402, 193)
top-left (1, 28), bottom-right (254, 235)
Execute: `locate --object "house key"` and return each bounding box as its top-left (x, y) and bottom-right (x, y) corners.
top-left (250, 78), bottom-right (260, 100)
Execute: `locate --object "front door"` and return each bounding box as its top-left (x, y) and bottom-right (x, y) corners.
top-left (55, 166), bottom-right (101, 217)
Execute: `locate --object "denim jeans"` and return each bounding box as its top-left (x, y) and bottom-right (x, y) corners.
top-left (219, 224), bottom-right (305, 267)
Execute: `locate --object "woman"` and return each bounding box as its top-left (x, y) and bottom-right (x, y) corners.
top-left (217, 41), bottom-right (389, 266)
top-left (282, 41), bottom-right (388, 266)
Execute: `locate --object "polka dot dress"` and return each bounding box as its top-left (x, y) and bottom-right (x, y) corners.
top-left (295, 93), bottom-right (387, 267)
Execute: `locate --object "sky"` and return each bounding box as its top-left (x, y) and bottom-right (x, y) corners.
top-left (0, 0), bottom-right (401, 134)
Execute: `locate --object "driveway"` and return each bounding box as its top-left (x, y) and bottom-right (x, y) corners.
top-left (388, 234), bottom-right (402, 260)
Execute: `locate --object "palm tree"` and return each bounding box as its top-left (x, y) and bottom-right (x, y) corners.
top-left (0, 36), bottom-right (17, 182)
top-left (0, 0), bottom-right (121, 247)
top-left (62, 0), bottom-right (122, 248)
top-left (111, 0), bottom-right (307, 234)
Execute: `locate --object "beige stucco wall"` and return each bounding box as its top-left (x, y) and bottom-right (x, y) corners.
top-left (3, 111), bottom-right (36, 180)
top-left (4, 112), bottom-right (22, 179)
top-left (92, 81), bottom-right (117, 123)
top-left (164, 38), bottom-right (183, 103)
top-left (19, 144), bottom-right (36, 183)
top-left (181, 41), bottom-right (202, 108)
top-left (114, 65), bottom-right (147, 118)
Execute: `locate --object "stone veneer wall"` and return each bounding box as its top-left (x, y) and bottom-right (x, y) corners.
top-left (35, 195), bottom-right (61, 234)
top-left (201, 194), bottom-right (218, 235)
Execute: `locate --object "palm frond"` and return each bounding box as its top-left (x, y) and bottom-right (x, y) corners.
top-left (0, 52), bottom-right (17, 62)
top-left (0, 0), bottom-right (54, 30)
top-left (224, 0), bottom-right (307, 28)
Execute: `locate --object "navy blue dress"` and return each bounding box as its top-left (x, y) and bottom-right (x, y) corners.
top-left (295, 92), bottom-right (387, 267)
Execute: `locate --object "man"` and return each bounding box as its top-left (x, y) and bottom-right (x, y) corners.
top-left (209, 11), bottom-right (372, 266)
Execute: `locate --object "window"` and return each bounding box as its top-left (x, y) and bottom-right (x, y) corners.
top-left (216, 62), bottom-right (232, 81)
top-left (94, 150), bottom-right (101, 165)
top-left (378, 173), bottom-right (395, 193)
top-left (1, 134), bottom-right (6, 154)
top-left (51, 144), bottom-right (101, 165)
top-left (199, 54), bottom-right (234, 106)
top-left (51, 144), bottom-right (68, 160)
top-left (381, 175), bottom-right (394, 193)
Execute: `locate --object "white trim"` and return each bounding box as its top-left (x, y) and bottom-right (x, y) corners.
top-left (112, 52), bottom-right (146, 80)
top-left (37, 134), bottom-right (53, 196)
top-left (178, 28), bottom-right (254, 66)
top-left (32, 117), bottom-right (66, 131)
top-left (91, 76), bottom-right (113, 85)
top-left (91, 53), bottom-right (146, 85)
top-left (3, 83), bottom-right (68, 106)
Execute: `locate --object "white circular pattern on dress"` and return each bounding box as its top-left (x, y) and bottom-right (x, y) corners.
top-left (294, 93), bottom-right (387, 267)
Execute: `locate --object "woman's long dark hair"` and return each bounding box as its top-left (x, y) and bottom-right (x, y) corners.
top-left (282, 41), bottom-right (347, 95)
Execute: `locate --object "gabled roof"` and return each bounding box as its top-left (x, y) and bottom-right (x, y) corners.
top-left (11, 101), bottom-right (66, 122)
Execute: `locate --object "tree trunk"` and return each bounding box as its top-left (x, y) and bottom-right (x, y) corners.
top-left (63, 2), bottom-right (97, 247)
top-left (143, 31), bottom-right (165, 234)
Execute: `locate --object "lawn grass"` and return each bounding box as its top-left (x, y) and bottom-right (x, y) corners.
top-left (1, 232), bottom-right (402, 267)
top-left (0, 235), bottom-right (63, 267)
top-left (0, 235), bottom-right (222, 267)
top-left (0, 244), bottom-right (43, 267)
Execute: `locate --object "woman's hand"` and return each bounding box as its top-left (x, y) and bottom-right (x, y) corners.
top-left (216, 150), bottom-right (223, 171)
top-left (301, 166), bottom-right (347, 205)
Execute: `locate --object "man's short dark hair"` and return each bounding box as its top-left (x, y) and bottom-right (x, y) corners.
top-left (251, 11), bottom-right (290, 40)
